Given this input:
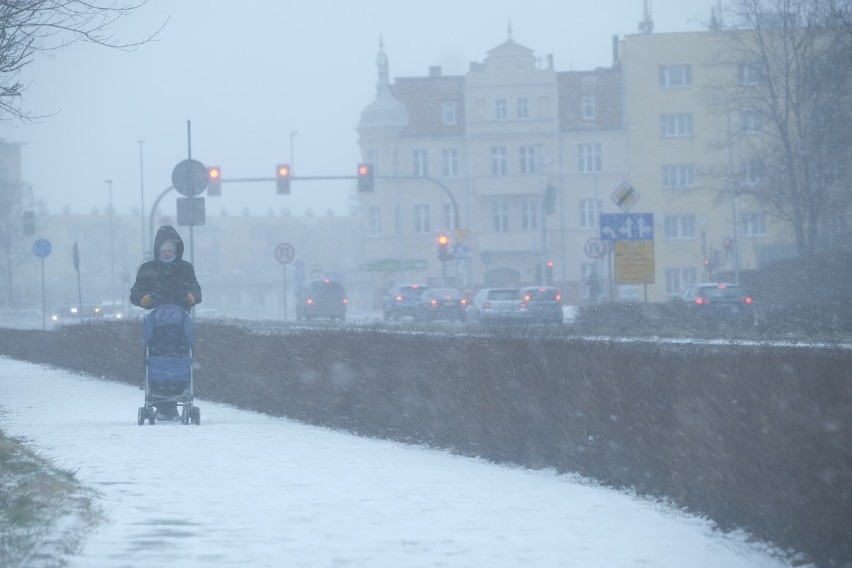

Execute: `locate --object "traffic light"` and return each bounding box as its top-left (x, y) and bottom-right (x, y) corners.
top-left (276, 164), bottom-right (291, 194)
top-left (545, 260), bottom-right (554, 285)
top-left (207, 166), bottom-right (222, 196)
top-left (357, 163), bottom-right (374, 192)
top-left (22, 211), bottom-right (35, 235)
top-left (437, 233), bottom-right (450, 261)
top-left (723, 238), bottom-right (734, 256)
top-left (544, 184), bottom-right (557, 214)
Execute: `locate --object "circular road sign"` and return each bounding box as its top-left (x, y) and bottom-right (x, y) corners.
top-left (584, 237), bottom-right (605, 259)
top-left (275, 243), bottom-right (295, 265)
top-left (171, 159), bottom-right (209, 197)
top-left (33, 238), bottom-right (52, 258)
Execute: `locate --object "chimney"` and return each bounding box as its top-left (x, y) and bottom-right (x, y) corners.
top-left (612, 35), bottom-right (621, 66)
top-left (429, 65), bottom-right (442, 77)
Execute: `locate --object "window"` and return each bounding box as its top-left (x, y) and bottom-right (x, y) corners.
top-left (663, 215), bottom-right (696, 239)
top-left (659, 64), bottom-right (692, 88)
top-left (665, 267), bottom-right (697, 296)
top-left (739, 110), bottom-right (765, 134)
top-left (516, 97), bottom-right (529, 119)
top-left (578, 198), bottom-right (602, 229)
top-left (442, 203), bottom-right (459, 230)
top-left (442, 101), bottom-right (457, 125)
top-left (582, 95), bottom-right (596, 120)
top-left (739, 62), bottom-right (764, 85)
top-left (495, 98), bottom-right (507, 120)
top-left (413, 204), bottom-right (431, 234)
top-left (660, 113), bottom-right (694, 137)
top-left (662, 164), bottom-right (695, 189)
top-left (367, 206), bottom-right (381, 236)
top-left (413, 149), bottom-right (429, 177)
top-left (521, 198), bottom-right (539, 231)
top-left (742, 160), bottom-right (765, 186)
top-left (442, 148), bottom-right (459, 177)
top-left (741, 212), bottom-right (767, 236)
top-left (519, 145), bottom-right (537, 174)
top-left (492, 200), bottom-right (509, 232)
top-left (577, 143), bottom-right (602, 173)
top-left (490, 146), bottom-right (508, 176)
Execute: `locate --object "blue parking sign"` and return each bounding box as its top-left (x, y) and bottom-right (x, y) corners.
top-left (33, 238), bottom-right (52, 258)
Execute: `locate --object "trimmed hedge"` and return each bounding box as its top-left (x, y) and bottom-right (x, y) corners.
top-left (1, 322), bottom-right (850, 567)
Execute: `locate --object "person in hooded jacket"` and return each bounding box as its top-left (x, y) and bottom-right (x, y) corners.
top-left (130, 225), bottom-right (202, 420)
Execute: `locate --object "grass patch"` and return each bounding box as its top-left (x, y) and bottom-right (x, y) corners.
top-left (0, 427), bottom-right (102, 567)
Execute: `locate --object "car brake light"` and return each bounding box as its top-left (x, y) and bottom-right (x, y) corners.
top-left (520, 301), bottom-right (528, 309)
top-left (555, 294), bottom-right (562, 301)
top-left (343, 298), bottom-right (349, 304)
top-left (744, 297), bottom-right (752, 304)
top-left (306, 298), bottom-right (314, 305)
top-left (460, 299), bottom-right (467, 305)
top-left (695, 297), bottom-right (708, 305)
top-left (431, 299), bottom-right (438, 307)
top-left (524, 294), bottom-right (531, 301)
top-left (483, 301), bottom-right (492, 309)
top-left (395, 295), bottom-right (403, 302)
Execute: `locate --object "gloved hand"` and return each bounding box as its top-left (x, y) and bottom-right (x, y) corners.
top-left (140, 295), bottom-right (153, 307)
top-left (186, 293), bottom-right (196, 306)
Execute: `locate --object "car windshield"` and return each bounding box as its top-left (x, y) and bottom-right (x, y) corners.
top-left (428, 289), bottom-right (461, 300)
top-left (487, 290), bottom-right (519, 301)
top-left (311, 281), bottom-right (345, 300)
top-left (399, 286), bottom-right (427, 296)
top-left (700, 286), bottom-right (748, 300)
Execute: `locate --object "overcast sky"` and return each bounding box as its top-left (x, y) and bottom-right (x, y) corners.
top-left (7, 0), bottom-right (710, 222)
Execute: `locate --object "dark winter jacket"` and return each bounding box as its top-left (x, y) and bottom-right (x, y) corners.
top-left (130, 226), bottom-right (202, 311)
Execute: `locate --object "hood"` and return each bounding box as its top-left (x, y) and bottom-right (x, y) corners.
top-left (153, 225), bottom-right (185, 260)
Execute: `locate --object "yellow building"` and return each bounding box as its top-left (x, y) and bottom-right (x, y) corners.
top-left (356, 29), bottom-right (796, 304)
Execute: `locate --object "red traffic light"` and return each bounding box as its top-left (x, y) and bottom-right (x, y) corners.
top-left (357, 163), bottom-right (374, 192)
top-left (546, 260), bottom-right (554, 268)
top-left (207, 166), bottom-right (222, 196)
top-left (276, 164), bottom-right (291, 194)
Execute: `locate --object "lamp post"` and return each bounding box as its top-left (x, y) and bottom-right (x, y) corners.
top-left (289, 130), bottom-right (297, 171)
top-left (138, 140), bottom-right (146, 259)
top-left (105, 179), bottom-right (115, 310)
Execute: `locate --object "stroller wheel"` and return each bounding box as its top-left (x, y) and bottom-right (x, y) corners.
top-left (191, 406), bottom-right (201, 425)
top-left (181, 405), bottom-right (189, 425)
top-left (137, 407), bottom-right (145, 426)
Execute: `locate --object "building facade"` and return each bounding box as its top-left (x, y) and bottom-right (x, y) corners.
top-left (356, 29), bottom-right (796, 304)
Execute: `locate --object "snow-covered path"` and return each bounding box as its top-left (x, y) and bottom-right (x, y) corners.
top-left (0, 357), bottom-right (792, 567)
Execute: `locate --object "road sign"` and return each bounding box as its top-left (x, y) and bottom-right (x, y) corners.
top-left (600, 213), bottom-right (654, 242)
top-left (177, 197), bottom-right (206, 225)
top-left (33, 238), bottom-right (52, 258)
top-left (611, 181), bottom-right (640, 212)
top-left (275, 243), bottom-right (295, 265)
top-left (171, 159), bottom-right (209, 197)
top-left (614, 241), bottom-right (655, 284)
top-left (584, 238), bottom-right (606, 259)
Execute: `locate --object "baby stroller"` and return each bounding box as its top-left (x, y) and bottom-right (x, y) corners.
top-left (137, 304), bottom-right (200, 425)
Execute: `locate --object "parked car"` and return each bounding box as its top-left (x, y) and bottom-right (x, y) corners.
top-left (518, 286), bottom-right (564, 324)
top-left (383, 284), bottom-right (428, 320)
top-left (678, 282), bottom-right (755, 326)
top-left (465, 288), bottom-right (521, 323)
top-left (296, 279), bottom-right (348, 321)
top-left (414, 288), bottom-right (467, 322)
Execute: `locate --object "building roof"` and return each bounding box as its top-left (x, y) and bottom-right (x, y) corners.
top-left (391, 74), bottom-right (465, 138)
top-left (557, 67), bottom-right (624, 131)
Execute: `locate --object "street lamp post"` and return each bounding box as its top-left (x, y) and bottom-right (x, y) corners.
top-left (138, 140), bottom-right (146, 259)
top-left (289, 130), bottom-right (298, 171)
top-left (105, 179), bottom-right (115, 311)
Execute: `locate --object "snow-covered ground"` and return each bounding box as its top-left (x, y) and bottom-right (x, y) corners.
top-left (0, 357), bottom-right (796, 568)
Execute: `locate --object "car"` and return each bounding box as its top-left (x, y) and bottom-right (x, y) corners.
top-left (49, 304), bottom-right (103, 324)
top-left (465, 288), bottom-right (522, 324)
top-left (678, 282), bottom-right (755, 326)
top-left (296, 279), bottom-right (348, 321)
top-left (518, 286), bottom-right (564, 324)
top-left (382, 284), bottom-right (429, 321)
top-left (413, 288), bottom-right (467, 322)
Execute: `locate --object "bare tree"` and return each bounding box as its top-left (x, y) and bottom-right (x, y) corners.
top-left (717, 0), bottom-right (852, 258)
top-left (0, 0), bottom-right (163, 122)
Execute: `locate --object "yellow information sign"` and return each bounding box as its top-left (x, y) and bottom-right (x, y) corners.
top-left (614, 241), bottom-right (655, 284)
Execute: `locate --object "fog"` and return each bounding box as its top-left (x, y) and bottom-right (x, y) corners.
top-left (7, 0), bottom-right (706, 218)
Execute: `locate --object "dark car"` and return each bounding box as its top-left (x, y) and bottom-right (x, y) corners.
top-left (518, 286), bottom-right (564, 324)
top-left (296, 279), bottom-right (347, 321)
top-left (678, 282), bottom-right (755, 326)
top-left (414, 288), bottom-right (467, 322)
top-left (382, 284), bottom-right (428, 320)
